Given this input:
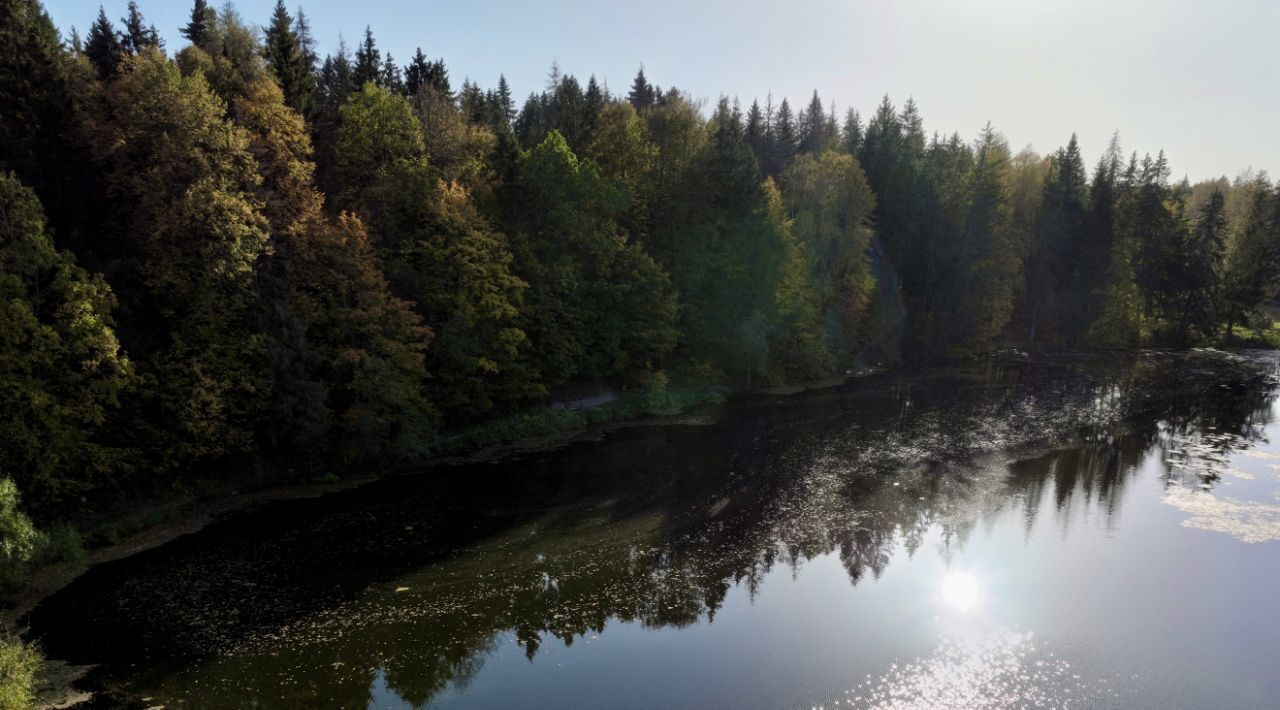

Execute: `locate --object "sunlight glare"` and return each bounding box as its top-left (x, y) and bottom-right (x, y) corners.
top-left (940, 571), bottom-right (982, 612)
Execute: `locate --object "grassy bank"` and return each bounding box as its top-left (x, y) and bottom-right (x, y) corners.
top-left (433, 385), bottom-right (725, 455)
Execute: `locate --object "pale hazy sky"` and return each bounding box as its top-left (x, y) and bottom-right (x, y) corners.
top-left (44, 0), bottom-right (1280, 182)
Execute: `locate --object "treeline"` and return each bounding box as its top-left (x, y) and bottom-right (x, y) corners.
top-left (2, 0), bottom-right (1280, 524)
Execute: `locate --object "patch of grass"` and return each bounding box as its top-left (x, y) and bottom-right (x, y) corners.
top-left (86, 508), bottom-right (183, 548)
top-left (1218, 323), bottom-right (1280, 349)
top-left (434, 385), bottom-right (724, 456)
top-left (0, 635), bottom-right (41, 710)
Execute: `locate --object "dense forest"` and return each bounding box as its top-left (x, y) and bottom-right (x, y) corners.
top-left (2, 0), bottom-right (1280, 548)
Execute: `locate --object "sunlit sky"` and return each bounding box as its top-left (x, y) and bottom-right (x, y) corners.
top-left (42, 0), bottom-right (1280, 182)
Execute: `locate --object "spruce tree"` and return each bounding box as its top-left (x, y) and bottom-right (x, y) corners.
top-left (1172, 188), bottom-right (1226, 342)
top-left (627, 66), bottom-right (654, 111)
top-left (404, 48), bottom-right (430, 96)
top-left (495, 74), bottom-right (515, 128)
top-left (798, 90), bottom-right (828, 155)
top-left (352, 26), bottom-right (381, 88)
top-left (380, 53), bottom-right (403, 94)
top-left (263, 0), bottom-right (315, 117)
top-left (84, 6), bottom-right (123, 78)
top-left (180, 0), bottom-right (214, 49)
top-left (120, 1), bottom-right (160, 55)
top-left (841, 109), bottom-right (862, 156)
top-left (1026, 134), bottom-right (1087, 344)
top-left (768, 98), bottom-right (797, 176)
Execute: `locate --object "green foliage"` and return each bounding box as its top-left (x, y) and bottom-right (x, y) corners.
top-left (0, 173), bottom-right (132, 510)
top-left (0, 634), bottom-right (40, 710)
top-left (510, 131), bottom-right (678, 387)
top-left (781, 150), bottom-right (878, 362)
top-left (2, 0), bottom-right (1279, 556)
top-left (0, 479), bottom-right (36, 565)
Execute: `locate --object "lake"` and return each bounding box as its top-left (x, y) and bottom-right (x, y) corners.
top-left (29, 350), bottom-right (1280, 709)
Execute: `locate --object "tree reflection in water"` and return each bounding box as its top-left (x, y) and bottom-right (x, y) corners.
top-left (27, 351), bottom-right (1280, 708)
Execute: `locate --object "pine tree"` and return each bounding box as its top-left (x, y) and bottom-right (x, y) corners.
top-left (263, 0), bottom-right (315, 117)
top-left (119, 1), bottom-right (160, 55)
top-left (1170, 188), bottom-right (1226, 342)
top-left (627, 66), bottom-right (655, 111)
top-left (380, 53), bottom-right (403, 94)
top-left (180, 0), bottom-right (214, 49)
top-left (841, 109), bottom-right (862, 156)
top-left (353, 26), bottom-right (381, 88)
top-left (404, 48), bottom-right (430, 96)
top-left (496, 74), bottom-right (515, 128)
top-left (798, 90), bottom-right (828, 155)
top-left (1025, 134), bottom-right (1087, 344)
top-left (84, 6), bottom-right (123, 78)
top-left (294, 7), bottom-right (316, 70)
top-left (769, 98), bottom-right (796, 175)
top-left (745, 99), bottom-right (769, 173)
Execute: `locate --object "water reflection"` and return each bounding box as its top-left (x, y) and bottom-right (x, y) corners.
top-left (27, 351), bottom-right (1280, 709)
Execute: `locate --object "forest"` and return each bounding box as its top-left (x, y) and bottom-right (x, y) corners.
top-left (2, 0), bottom-right (1280, 618)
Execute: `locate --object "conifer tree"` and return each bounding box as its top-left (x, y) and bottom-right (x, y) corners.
top-left (627, 66), bottom-right (655, 111)
top-left (380, 53), bottom-right (403, 94)
top-left (1170, 188), bottom-right (1226, 343)
top-left (404, 48), bottom-right (430, 96)
top-left (263, 0), bottom-right (315, 117)
top-left (181, 0), bottom-right (214, 49)
top-left (1025, 134), bottom-right (1087, 344)
top-left (745, 99), bottom-right (768, 170)
top-left (841, 109), bottom-right (862, 156)
top-left (798, 90), bottom-right (829, 155)
top-left (769, 98), bottom-right (797, 175)
top-left (119, 1), bottom-right (160, 55)
top-left (353, 26), bottom-right (381, 88)
top-left (496, 74), bottom-right (515, 128)
top-left (85, 6), bottom-right (122, 78)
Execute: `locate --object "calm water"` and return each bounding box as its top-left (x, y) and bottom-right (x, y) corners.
top-left (30, 351), bottom-right (1280, 709)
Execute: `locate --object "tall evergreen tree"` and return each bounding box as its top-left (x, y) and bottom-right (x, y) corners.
top-left (1025, 134), bottom-right (1087, 344)
top-left (380, 52), bottom-right (403, 94)
top-left (180, 0), bottom-right (214, 49)
top-left (263, 0), bottom-right (315, 117)
top-left (627, 66), bottom-right (655, 111)
top-left (798, 90), bottom-right (829, 156)
top-left (84, 6), bottom-right (123, 78)
top-left (352, 26), bottom-right (381, 88)
top-left (841, 109), bottom-right (862, 156)
top-left (119, 1), bottom-right (160, 55)
top-left (1169, 188), bottom-right (1226, 343)
top-left (767, 98), bottom-right (796, 176)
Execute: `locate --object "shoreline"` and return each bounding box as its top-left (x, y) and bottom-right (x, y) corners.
top-left (2, 388), bottom-right (735, 631)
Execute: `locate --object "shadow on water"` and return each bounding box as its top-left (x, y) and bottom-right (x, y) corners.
top-left (26, 350), bottom-right (1280, 708)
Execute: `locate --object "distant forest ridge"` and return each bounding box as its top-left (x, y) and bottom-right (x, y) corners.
top-left (2, 0), bottom-right (1280, 522)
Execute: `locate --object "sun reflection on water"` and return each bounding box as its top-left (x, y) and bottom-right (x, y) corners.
top-left (939, 571), bottom-right (981, 613)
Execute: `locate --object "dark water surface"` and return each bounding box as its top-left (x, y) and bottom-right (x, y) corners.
top-left (30, 351), bottom-right (1280, 709)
